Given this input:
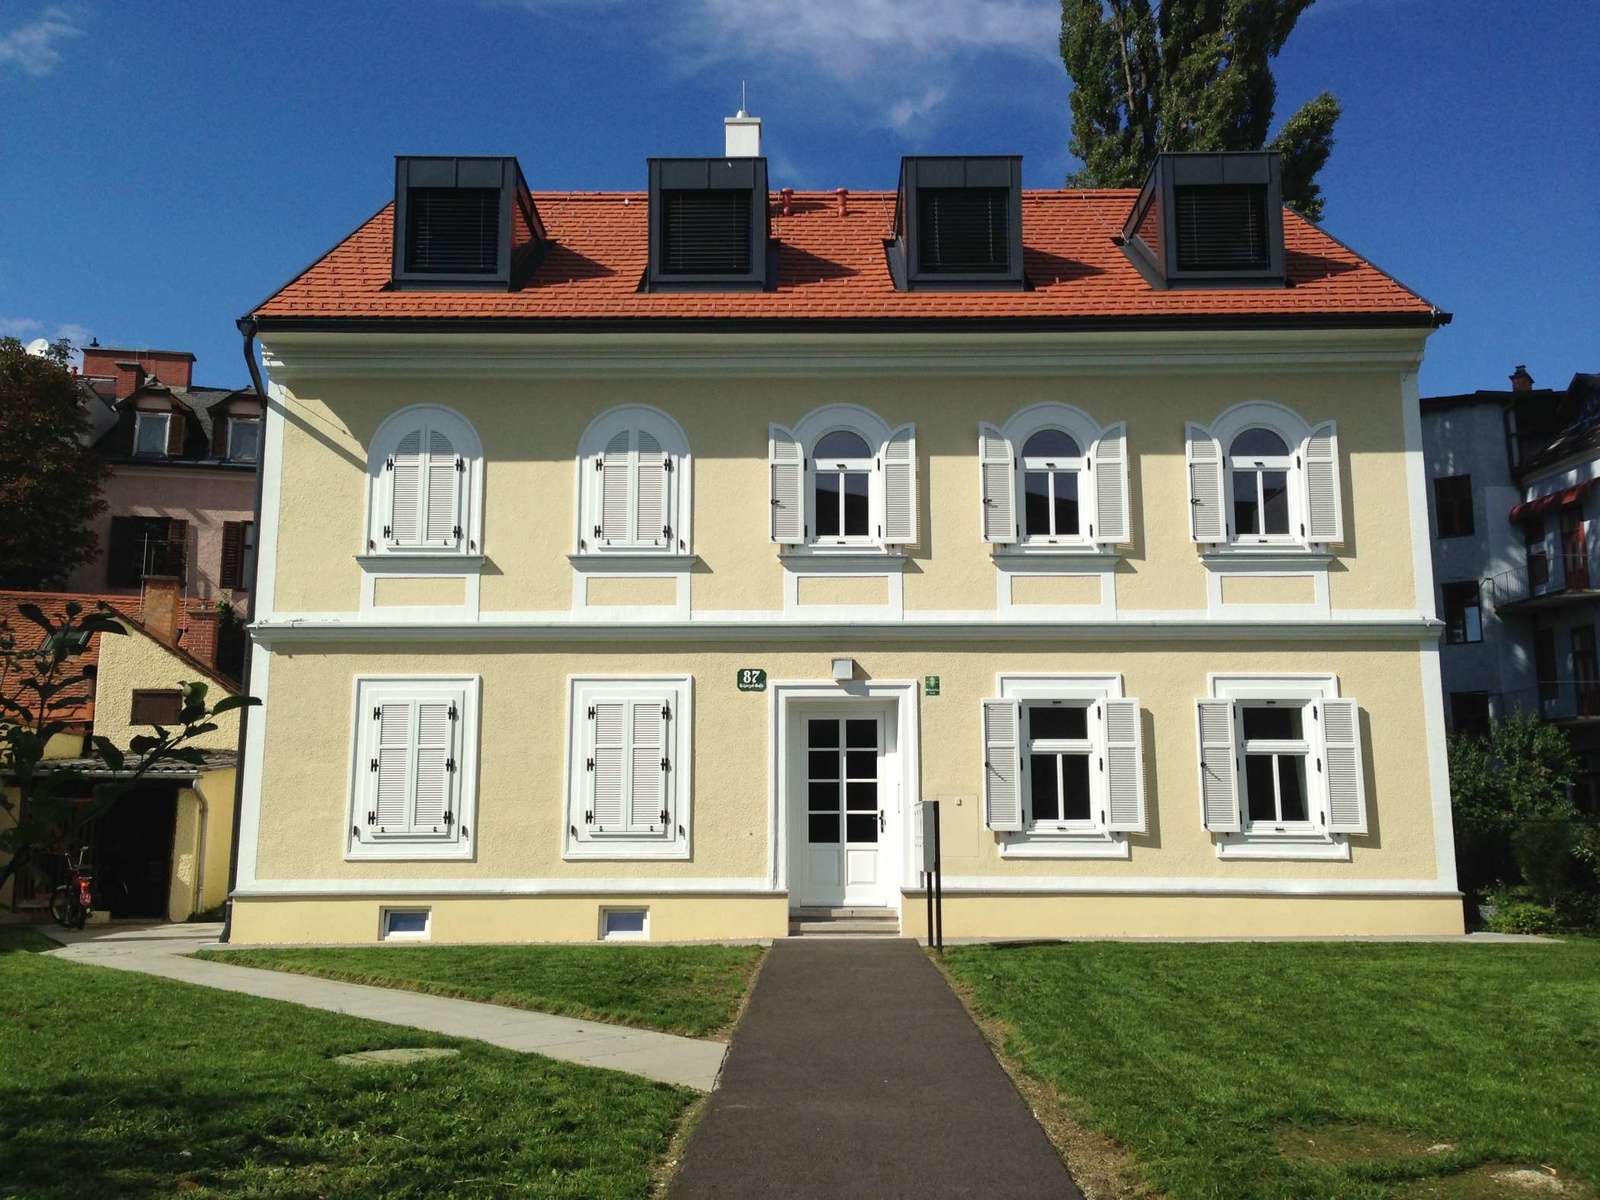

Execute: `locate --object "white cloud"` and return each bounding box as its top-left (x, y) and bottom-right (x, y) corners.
top-left (55, 322), bottom-right (91, 344)
top-left (0, 6), bottom-right (83, 78)
top-left (0, 318), bottom-right (44, 337)
top-left (885, 86), bottom-right (948, 131)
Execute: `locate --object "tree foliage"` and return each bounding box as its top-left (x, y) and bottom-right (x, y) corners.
top-left (0, 337), bottom-right (110, 590)
top-left (1060, 0), bottom-right (1341, 220)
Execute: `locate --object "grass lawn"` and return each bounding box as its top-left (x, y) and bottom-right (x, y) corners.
top-left (195, 943), bottom-right (764, 1039)
top-left (944, 940), bottom-right (1600, 1200)
top-left (0, 927), bottom-right (693, 1198)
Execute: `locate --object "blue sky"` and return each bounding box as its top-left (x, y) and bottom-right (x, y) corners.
top-left (1, 0), bottom-right (1594, 396)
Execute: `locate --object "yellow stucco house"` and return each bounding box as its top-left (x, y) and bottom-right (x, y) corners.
top-left (231, 131), bottom-right (1459, 944)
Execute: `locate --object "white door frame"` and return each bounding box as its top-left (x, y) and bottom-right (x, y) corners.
top-left (769, 678), bottom-right (921, 910)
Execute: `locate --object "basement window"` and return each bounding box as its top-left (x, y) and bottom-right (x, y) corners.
top-left (381, 909), bottom-right (431, 940)
top-left (600, 908), bottom-right (649, 940)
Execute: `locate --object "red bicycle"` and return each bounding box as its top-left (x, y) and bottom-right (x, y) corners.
top-left (49, 847), bottom-right (93, 930)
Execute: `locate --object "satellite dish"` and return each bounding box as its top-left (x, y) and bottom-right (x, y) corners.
top-left (25, 338), bottom-right (51, 357)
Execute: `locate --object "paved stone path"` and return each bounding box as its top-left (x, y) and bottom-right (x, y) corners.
top-left (670, 938), bottom-right (1082, 1199)
top-left (44, 923), bottom-right (726, 1090)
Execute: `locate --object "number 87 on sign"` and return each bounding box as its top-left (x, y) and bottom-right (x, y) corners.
top-left (737, 669), bottom-right (767, 692)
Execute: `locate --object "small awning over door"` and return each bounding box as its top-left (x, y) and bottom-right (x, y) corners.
top-left (1509, 479), bottom-right (1600, 524)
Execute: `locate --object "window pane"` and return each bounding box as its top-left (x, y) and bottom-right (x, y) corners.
top-left (1022, 429), bottom-right (1080, 458)
top-left (1231, 428), bottom-right (1289, 458)
top-left (845, 781), bottom-right (877, 811)
top-left (1245, 755), bottom-right (1277, 822)
top-left (1030, 754), bottom-right (1060, 820)
top-left (844, 749), bottom-right (876, 780)
top-left (135, 416), bottom-right (168, 456)
top-left (845, 813), bottom-right (878, 843)
top-left (1054, 471), bottom-right (1080, 536)
top-left (808, 750), bottom-right (838, 780)
top-left (1029, 705), bottom-right (1087, 741)
top-left (808, 781), bottom-right (840, 811)
top-left (807, 720), bottom-right (839, 749)
top-left (815, 472), bottom-right (841, 536)
top-left (1024, 472), bottom-right (1052, 535)
top-left (808, 813), bottom-right (840, 843)
top-left (1277, 755), bottom-right (1309, 822)
top-left (815, 430), bottom-right (871, 459)
top-left (1262, 471), bottom-right (1290, 534)
top-left (1061, 754), bottom-right (1091, 821)
top-left (845, 719), bottom-right (876, 749)
top-left (1233, 470), bottom-right (1260, 535)
top-left (229, 420), bottom-right (260, 462)
top-left (1242, 706), bottom-right (1301, 741)
top-left (843, 472), bottom-right (870, 536)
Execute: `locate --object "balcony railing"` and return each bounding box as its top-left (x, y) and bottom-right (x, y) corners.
top-left (1488, 554), bottom-right (1596, 610)
top-left (1496, 679), bottom-right (1600, 723)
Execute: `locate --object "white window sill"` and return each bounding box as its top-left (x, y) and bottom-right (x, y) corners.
top-left (1200, 548), bottom-right (1332, 565)
top-left (346, 839), bottom-right (474, 862)
top-left (993, 547), bottom-right (1120, 563)
top-left (779, 546), bottom-right (908, 563)
top-left (568, 553), bottom-right (697, 571)
top-left (564, 840), bottom-right (691, 862)
top-left (1000, 831), bottom-right (1130, 859)
top-left (356, 554), bottom-right (485, 572)
top-left (1215, 834), bottom-right (1350, 861)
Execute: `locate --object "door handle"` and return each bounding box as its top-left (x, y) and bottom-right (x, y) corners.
top-left (879, 810), bottom-right (886, 833)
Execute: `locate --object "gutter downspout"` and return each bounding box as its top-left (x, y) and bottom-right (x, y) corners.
top-left (219, 316), bottom-right (270, 943)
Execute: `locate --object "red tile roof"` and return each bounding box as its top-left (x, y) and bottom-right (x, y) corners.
top-left (253, 190), bottom-right (1441, 328)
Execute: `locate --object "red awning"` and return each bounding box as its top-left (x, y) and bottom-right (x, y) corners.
top-left (1510, 479), bottom-right (1600, 524)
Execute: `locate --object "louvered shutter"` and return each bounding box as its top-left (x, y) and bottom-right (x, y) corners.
top-left (769, 424), bottom-right (804, 544)
top-left (978, 424), bottom-right (1016, 543)
top-left (389, 430), bottom-right (423, 546)
top-left (599, 430), bottom-right (632, 543)
top-left (629, 701), bottom-right (666, 832)
top-left (412, 700), bottom-right (454, 832)
top-left (1320, 698), bottom-right (1367, 834)
top-left (220, 521), bottom-right (244, 589)
top-left (1090, 422), bottom-right (1130, 545)
top-left (635, 431), bottom-right (669, 547)
top-left (1187, 423), bottom-right (1226, 543)
top-left (883, 423), bottom-right (918, 545)
top-left (374, 702), bottom-right (412, 831)
top-left (1302, 421), bottom-right (1343, 544)
top-left (213, 416), bottom-right (230, 461)
top-left (589, 702), bottom-right (626, 831)
top-left (982, 699), bottom-right (1023, 832)
top-left (165, 519), bottom-right (189, 583)
top-left (1103, 698), bottom-right (1146, 833)
top-left (165, 409), bottom-right (186, 456)
top-left (1196, 699), bottom-right (1241, 832)
top-left (424, 430), bottom-right (460, 547)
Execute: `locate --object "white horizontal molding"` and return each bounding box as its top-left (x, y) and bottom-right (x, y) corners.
top-left (260, 328), bottom-right (1432, 382)
top-left (926, 875), bottom-right (1459, 897)
top-left (1216, 838), bottom-right (1352, 861)
top-left (234, 876), bottom-right (778, 898)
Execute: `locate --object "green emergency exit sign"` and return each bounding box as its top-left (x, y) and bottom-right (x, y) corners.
top-left (924, 676), bottom-right (941, 697)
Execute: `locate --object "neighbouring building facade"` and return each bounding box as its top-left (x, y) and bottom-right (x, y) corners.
top-left (230, 120), bottom-right (1462, 944)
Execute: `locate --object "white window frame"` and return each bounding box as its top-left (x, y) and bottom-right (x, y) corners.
top-left (227, 416), bottom-right (261, 463)
top-left (981, 403), bottom-right (1130, 553)
top-left (599, 907), bottom-right (650, 941)
top-left (990, 674), bottom-right (1137, 859)
top-left (1226, 429), bottom-right (1296, 543)
top-left (133, 411), bottom-right (171, 458)
top-left (1205, 673), bottom-right (1357, 860)
top-left (380, 908), bottom-right (431, 940)
top-left (346, 675), bottom-right (480, 862)
top-left (1188, 402), bottom-right (1342, 552)
top-left (565, 675), bottom-right (692, 861)
top-left (573, 405), bottom-right (693, 556)
top-left (772, 404), bottom-right (916, 555)
top-left (363, 404), bottom-right (484, 558)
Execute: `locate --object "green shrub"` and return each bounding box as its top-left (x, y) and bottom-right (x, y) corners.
top-left (1486, 902), bottom-right (1560, 935)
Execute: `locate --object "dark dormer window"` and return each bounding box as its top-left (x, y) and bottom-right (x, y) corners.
top-left (1122, 152), bottom-right (1286, 289)
top-left (890, 156), bottom-right (1024, 291)
top-left (391, 156), bottom-right (543, 291)
top-left (646, 158), bottom-right (770, 291)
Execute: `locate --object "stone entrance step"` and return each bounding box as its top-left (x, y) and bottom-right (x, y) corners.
top-left (788, 907), bottom-right (902, 938)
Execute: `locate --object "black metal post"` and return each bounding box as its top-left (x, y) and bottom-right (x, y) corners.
top-left (931, 799), bottom-right (944, 952)
top-left (925, 869), bottom-right (934, 948)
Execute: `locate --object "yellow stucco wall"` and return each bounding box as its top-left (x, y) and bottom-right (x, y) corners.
top-left (795, 574), bottom-right (890, 607)
top-left (167, 767), bottom-right (237, 921)
top-left (268, 368), bottom-right (1419, 617)
top-left (93, 622), bottom-right (239, 751)
top-left (1221, 574), bottom-right (1318, 606)
top-left (1012, 574), bottom-right (1103, 606)
top-left (586, 576), bottom-right (677, 607)
top-left (372, 576), bottom-right (466, 607)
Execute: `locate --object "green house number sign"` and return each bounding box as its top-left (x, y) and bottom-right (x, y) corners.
top-left (924, 675), bottom-right (941, 697)
top-left (737, 668), bottom-right (768, 692)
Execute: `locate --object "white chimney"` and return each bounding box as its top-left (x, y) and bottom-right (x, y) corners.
top-left (724, 88), bottom-right (762, 158)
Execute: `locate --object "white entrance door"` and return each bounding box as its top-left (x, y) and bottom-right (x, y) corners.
top-left (797, 710), bottom-right (892, 907)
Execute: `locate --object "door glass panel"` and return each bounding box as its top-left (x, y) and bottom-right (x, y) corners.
top-left (845, 719), bottom-right (876, 748)
top-left (808, 750), bottom-right (838, 779)
top-left (845, 813), bottom-right (878, 843)
top-left (808, 720), bottom-right (839, 748)
top-left (808, 813), bottom-right (840, 843)
top-left (845, 781), bottom-right (877, 811)
top-left (808, 780), bottom-right (839, 809)
top-left (845, 749), bottom-right (876, 779)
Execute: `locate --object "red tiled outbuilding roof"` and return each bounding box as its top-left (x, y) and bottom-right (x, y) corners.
top-left (252, 190), bottom-right (1443, 329)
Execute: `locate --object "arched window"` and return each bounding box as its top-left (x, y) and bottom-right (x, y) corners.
top-left (978, 404), bottom-right (1128, 548)
top-left (575, 406), bottom-right (692, 554)
top-left (366, 406), bottom-right (483, 556)
top-left (1186, 403), bottom-right (1342, 547)
top-left (769, 405), bottom-right (917, 549)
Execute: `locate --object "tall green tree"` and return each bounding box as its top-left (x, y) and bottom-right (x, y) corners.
top-left (0, 337), bottom-right (110, 590)
top-left (1060, 0), bottom-right (1342, 221)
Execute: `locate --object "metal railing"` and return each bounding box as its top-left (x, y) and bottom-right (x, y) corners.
top-left (1488, 554), bottom-right (1594, 608)
top-left (1493, 680), bottom-right (1600, 723)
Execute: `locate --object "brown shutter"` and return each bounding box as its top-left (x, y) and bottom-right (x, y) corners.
top-left (220, 521), bottom-right (244, 588)
top-left (165, 408), bottom-right (186, 456)
top-left (213, 417), bottom-right (229, 461)
top-left (166, 519), bottom-right (189, 584)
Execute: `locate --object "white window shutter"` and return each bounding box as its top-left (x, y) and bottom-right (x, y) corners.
top-left (635, 431), bottom-right (669, 547)
top-left (589, 701), bottom-right (626, 831)
top-left (373, 702), bottom-right (412, 831)
top-left (600, 430), bottom-right (631, 543)
top-left (424, 430), bottom-right (460, 548)
top-left (978, 424), bottom-right (1016, 543)
top-left (389, 430), bottom-right (423, 546)
top-left (883, 423), bottom-right (918, 545)
top-left (769, 424), bottom-right (804, 544)
top-left (1186, 423), bottom-right (1226, 543)
top-left (1103, 697), bottom-right (1146, 833)
top-left (412, 700), bottom-right (454, 831)
top-left (982, 699), bottom-right (1023, 832)
top-left (629, 701), bottom-right (666, 832)
top-left (1302, 421), bottom-right (1343, 544)
top-left (1090, 422), bottom-right (1130, 545)
top-left (1320, 698), bottom-right (1367, 834)
top-left (1196, 699), bottom-right (1241, 833)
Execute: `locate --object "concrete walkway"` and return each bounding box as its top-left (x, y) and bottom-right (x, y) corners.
top-left (44, 923), bottom-right (726, 1091)
top-left (670, 939), bottom-right (1082, 1199)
